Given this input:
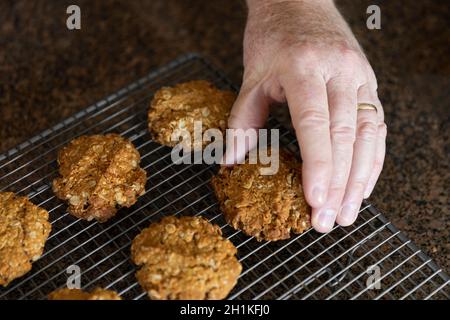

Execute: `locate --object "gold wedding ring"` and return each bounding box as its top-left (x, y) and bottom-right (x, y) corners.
top-left (357, 103), bottom-right (378, 113)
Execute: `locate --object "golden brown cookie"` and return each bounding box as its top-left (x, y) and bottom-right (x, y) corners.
top-left (131, 216), bottom-right (242, 300)
top-left (211, 149), bottom-right (311, 241)
top-left (0, 192), bottom-right (51, 286)
top-left (148, 80), bottom-right (236, 149)
top-left (52, 134), bottom-right (147, 222)
top-left (48, 287), bottom-right (122, 300)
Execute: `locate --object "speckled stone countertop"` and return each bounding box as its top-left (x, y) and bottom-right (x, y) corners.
top-left (0, 1), bottom-right (448, 272)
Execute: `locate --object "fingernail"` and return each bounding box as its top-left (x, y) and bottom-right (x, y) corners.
top-left (312, 187), bottom-right (326, 206)
top-left (317, 208), bottom-right (336, 231)
top-left (339, 203), bottom-right (358, 226)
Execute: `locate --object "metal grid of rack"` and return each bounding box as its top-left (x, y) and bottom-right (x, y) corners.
top-left (0, 54), bottom-right (448, 300)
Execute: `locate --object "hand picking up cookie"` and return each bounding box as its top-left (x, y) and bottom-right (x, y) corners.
top-left (148, 80), bottom-right (236, 150)
top-left (131, 215), bottom-right (242, 300)
top-left (0, 192), bottom-right (51, 286)
top-left (52, 134), bottom-right (147, 222)
top-left (48, 287), bottom-right (122, 300)
top-left (211, 149), bottom-right (311, 241)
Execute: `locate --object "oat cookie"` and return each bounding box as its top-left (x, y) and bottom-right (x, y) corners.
top-left (48, 287), bottom-right (122, 300)
top-left (131, 215), bottom-right (242, 300)
top-left (211, 149), bottom-right (311, 241)
top-left (0, 192), bottom-right (51, 286)
top-left (148, 80), bottom-right (236, 149)
top-left (52, 134), bottom-right (147, 222)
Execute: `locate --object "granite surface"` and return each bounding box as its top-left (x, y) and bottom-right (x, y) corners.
top-left (0, 0), bottom-right (448, 273)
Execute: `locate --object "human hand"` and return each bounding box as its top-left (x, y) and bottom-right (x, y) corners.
top-left (224, 0), bottom-right (387, 233)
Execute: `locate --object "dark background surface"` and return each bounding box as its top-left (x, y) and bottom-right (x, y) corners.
top-left (0, 0), bottom-right (448, 272)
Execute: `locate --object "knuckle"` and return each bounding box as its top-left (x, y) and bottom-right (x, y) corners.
top-left (378, 122), bottom-right (388, 137)
top-left (352, 179), bottom-right (368, 191)
top-left (297, 109), bottom-right (329, 129)
top-left (335, 46), bottom-right (365, 76)
top-left (340, 47), bottom-right (361, 62)
top-left (330, 124), bottom-right (356, 144)
top-left (357, 121), bottom-right (378, 142)
top-left (338, 46), bottom-right (362, 66)
top-left (329, 178), bottom-right (348, 191)
top-left (285, 43), bottom-right (320, 67)
top-left (309, 159), bottom-right (331, 172)
top-left (328, 76), bottom-right (357, 92)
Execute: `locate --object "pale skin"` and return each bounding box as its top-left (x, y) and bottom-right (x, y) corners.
top-left (224, 0), bottom-right (387, 233)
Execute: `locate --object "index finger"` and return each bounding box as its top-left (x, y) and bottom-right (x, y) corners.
top-left (281, 74), bottom-right (332, 208)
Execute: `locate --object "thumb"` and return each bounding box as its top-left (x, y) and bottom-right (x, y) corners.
top-left (223, 83), bottom-right (270, 166)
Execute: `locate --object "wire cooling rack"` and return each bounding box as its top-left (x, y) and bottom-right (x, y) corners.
top-left (0, 54), bottom-right (448, 300)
